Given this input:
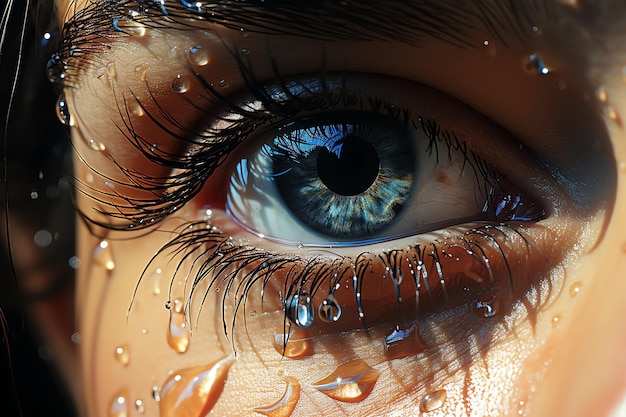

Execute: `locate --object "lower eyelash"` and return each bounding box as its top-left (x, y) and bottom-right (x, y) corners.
top-left (139, 218), bottom-right (549, 352)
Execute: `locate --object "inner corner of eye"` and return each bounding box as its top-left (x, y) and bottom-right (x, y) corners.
top-left (213, 102), bottom-right (547, 248)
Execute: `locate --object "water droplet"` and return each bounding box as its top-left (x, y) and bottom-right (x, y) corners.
top-left (128, 101), bottom-right (144, 117)
top-left (596, 86), bottom-right (608, 103)
top-left (475, 294), bottom-right (498, 318)
top-left (113, 19), bottom-right (147, 37)
top-left (109, 389), bottom-right (129, 417)
top-left (285, 291), bottom-right (315, 328)
top-left (135, 64), bottom-right (148, 81)
top-left (114, 344), bottom-right (130, 366)
top-left (551, 315), bottom-right (560, 328)
top-left (311, 359), bottom-right (380, 402)
top-left (152, 386), bottom-right (161, 402)
top-left (135, 399), bottom-right (145, 414)
top-left (384, 324), bottom-right (427, 360)
top-left (71, 332), bottom-right (81, 344)
top-left (217, 79), bottom-right (230, 88)
top-left (569, 281), bottom-right (582, 297)
top-left (106, 61), bottom-right (117, 79)
top-left (167, 298), bottom-right (190, 353)
top-left (149, 268), bottom-right (163, 295)
top-left (523, 52), bottom-right (549, 76)
top-left (159, 356), bottom-right (234, 417)
top-left (482, 40), bottom-right (496, 58)
top-left (55, 92), bottom-right (73, 125)
top-left (46, 53), bottom-right (66, 83)
top-left (605, 105), bottom-right (623, 127)
top-left (86, 138), bottom-right (107, 152)
top-left (165, 300), bottom-right (172, 309)
top-left (272, 327), bottom-right (313, 359)
top-left (420, 389), bottom-right (447, 412)
top-left (33, 230), bottom-right (53, 248)
top-left (318, 294), bottom-right (342, 323)
top-left (94, 240), bottom-right (116, 271)
top-left (249, 310), bottom-right (257, 317)
top-left (240, 47), bottom-right (250, 55)
top-left (171, 74), bottom-right (190, 93)
top-left (253, 376), bottom-right (300, 417)
top-left (188, 45), bottom-right (210, 66)
top-left (68, 256), bottom-right (81, 269)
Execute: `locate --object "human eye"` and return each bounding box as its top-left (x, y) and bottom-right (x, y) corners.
top-left (49, 1), bottom-right (618, 416)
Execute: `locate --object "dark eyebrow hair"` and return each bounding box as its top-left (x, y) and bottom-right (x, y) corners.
top-left (54, 0), bottom-right (555, 85)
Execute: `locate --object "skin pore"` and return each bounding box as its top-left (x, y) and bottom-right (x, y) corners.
top-left (36, 0), bottom-right (626, 416)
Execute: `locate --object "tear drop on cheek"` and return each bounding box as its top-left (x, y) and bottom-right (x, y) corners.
top-left (108, 389), bottom-right (129, 417)
top-left (272, 327), bottom-right (313, 359)
top-left (285, 291), bottom-right (315, 328)
top-left (114, 344), bottom-right (130, 366)
top-left (46, 52), bottom-right (66, 84)
top-left (55, 92), bottom-right (73, 126)
top-left (420, 389), bottom-right (447, 412)
top-left (188, 45), bottom-right (210, 66)
top-left (171, 74), bottom-right (190, 93)
top-left (159, 356), bottom-right (234, 417)
top-left (167, 297), bottom-right (190, 353)
top-left (311, 359), bottom-right (380, 403)
top-left (94, 240), bottom-right (115, 271)
top-left (522, 52), bottom-right (550, 76)
top-left (253, 376), bottom-right (301, 417)
top-left (383, 324), bottom-right (427, 360)
top-left (569, 281), bottom-right (582, 297)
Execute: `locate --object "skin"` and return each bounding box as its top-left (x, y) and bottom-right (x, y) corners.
top-left (31, 0), bottom-right (626, 416)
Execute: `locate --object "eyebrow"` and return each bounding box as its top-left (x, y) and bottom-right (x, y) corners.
top-left (55, 0), bottom-right (554, 85)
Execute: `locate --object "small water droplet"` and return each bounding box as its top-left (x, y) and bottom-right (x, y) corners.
top-left (149, 268), bottom-right (163, 295)
top-left (311, 359), bottom-right (380, 402)
top-left (109, 389), bottom-right (129, 417)
top-left (551, 315), bottom-right (560, 328)
top-left (523, 52), bottom-right (549, 76)
top-left (165, 300), bottom-right (172, 309)
top-left (384, 324), bottom-right (427, 360)
top-left (141, 328), bottom-right (148, 335)
top-left (55, 92), bottom-right (73, 125)
top-left (475, 294), bottom-right (498, 318)
top-left (188, 45), bottom-right (210, 66)
top-left (134, 399), bottom-right (145, 414)
top-left (94, 240), bottom-right (116, 271)
top-left (420, 389), bottom-right (447, 412)
top-left (318, 294), bottom-right (342, 323)
top-left (167, 298), bottom-right (190, 353)
top-left (569, 281), bottom-right (582, 297)
top-left (285, 291), bottom-right (315, 328)
top-left (114, 344), bottom-right (130, 366)
top-left (596, 86), bottom-right (608, 103)
top-left (159, 356), bottom-right (234, 417)
top-left (33, 230), bottom-right (53, 248)
top-left (482, 40), bottom-right (496, 58)
top-left (86, 138), bottom-right (107, 152)
top-left (30, 191), bottom-right (38, 199)
top-left (272, 327), bottom-right (313, 359)
top-left (217, 79), bottom-right (230, 88)
top-left (240, 47), bottom-right (249, 55)
top-left (253, 376), bottom-right (300, 417)
top-left (128, 101), bottom-right (144, 117)
top-left (152, 386), bottom-right (161, 402)
top-left (171, 74), bottom-right (190, 93)
top-left (46, 53), bottom-right (65, 83)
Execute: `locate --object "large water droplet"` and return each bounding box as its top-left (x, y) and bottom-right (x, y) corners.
top-left (312, 359), bottom-right (380, 402)
top-left (272, 327), bottom-right (313, 359)
top-left (384, 324), bottom-right (427, 360)
top-left (285, 291), bottom-right (315, 328)
top-left (94, 240), bottom-right (115, 271)
top-left (318, 294), bottom-right (342, 323)
top-left (114, 344), bottom-right (130, 366)
top-left (159, 356), bottom-right (234, 417)
top-left (167, 298), bottom-right (190, 353)
top-left (109, 389), bottom-right (129, 417)
top-left (420, 389), bottom-right (447, 412)
top-left (253, 376), bottom-right (301, 417)
top-left (55, 92), bottom-right (73, 126)
top-left (171, 74), bottom-right (190, 93)
top-left (523, 52), bottom-right (549, 75)
top-left (188, 45), bottom-right (210, 66)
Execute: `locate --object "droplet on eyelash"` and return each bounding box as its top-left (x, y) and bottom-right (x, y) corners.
top-left (114, 344), bottom-right (130, 366)
top-left (482, 40), bottom-right (496, 58)
top-left (218, 79), bottom-right (231, 88)
top-left (171, 74), bottom-right (190, 93)
top-left (420, 389), bottom-right (447, 412)
top-left (318, 294), bottom-right (342, 323)
top-left (148, 267), bottom-right (163, 295)
top-left (475, 294), bottom-right (499, 318)
top-left (94, 240), bottom-right (115, 271)
top-left (134, 399), bottom-right (145, 414)
top-left (108, 389), bottom-right (129, 417)
top-left (569, 281), bottom-right (582, 297)
top-left (188, 45), bottom-right (210, 66)
top-left (272, 327), bottom-right (313, 359)
top-left (159, 356), bottom-right (234, 417)
top-left (285, 291), bottom-right (315, 328)
top-left (165, 300), bottom-right (172, 309)
top-left (253, 376), bottom-right (301, 417)
top-left (167, 298), bottom-right (190, 353)
top-left (55, 92), bottom-right (74, 126)
top-left (312, 359), bottom-right (380, 402)
top-left (384, 324), bottom-right (427, 360)
top-left (46, 53), bottom-right (66, 83)
top-left (151, 386), bottom-right (161, 402)
top-left (86, 138), bottom-right (107, 152)
top-left (522, 52), bottom-right (550, 76)
top-left (128, 101), bottom-right (145, 117)
top-left (596, 86), bottom-right (608, 103)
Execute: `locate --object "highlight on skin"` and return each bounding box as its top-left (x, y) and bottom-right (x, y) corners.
top-left (3, 0), bottom-right (626, 416)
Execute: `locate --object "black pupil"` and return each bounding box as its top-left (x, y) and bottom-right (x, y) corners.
top-left (316, 135), bottom-right (380, 196)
